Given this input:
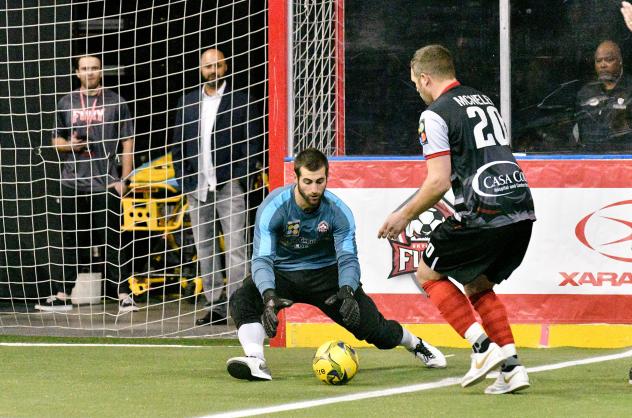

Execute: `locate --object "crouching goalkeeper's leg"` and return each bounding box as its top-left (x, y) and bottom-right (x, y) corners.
top-left (319, 285), bottom-right (447, 368)
top-left (225, 276), bottom-right (274, 381)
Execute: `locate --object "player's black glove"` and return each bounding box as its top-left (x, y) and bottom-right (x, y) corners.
top-left (325, 285), bottom-right (360, 329)
top-left (262, 289), bottom-right (294, 338)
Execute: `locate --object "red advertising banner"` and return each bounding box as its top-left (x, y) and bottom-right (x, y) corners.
top-left (283, 158), bottom-right (632, 324)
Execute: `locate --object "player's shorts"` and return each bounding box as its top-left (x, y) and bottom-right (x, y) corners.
top-left (230, 265), bottom-right (403, 349)
top-left (421, 218), bottom-right (533, 285)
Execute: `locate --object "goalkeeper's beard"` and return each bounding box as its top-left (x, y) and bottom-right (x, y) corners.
top-left (297, 185), bottom-right (323, 210)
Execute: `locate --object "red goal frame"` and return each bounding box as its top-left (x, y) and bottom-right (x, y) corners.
top-left (267, 0), bottom-right (346, 346)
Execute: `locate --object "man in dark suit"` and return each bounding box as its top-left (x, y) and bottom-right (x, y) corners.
top-left (172, 48), bottom-right (262, 325)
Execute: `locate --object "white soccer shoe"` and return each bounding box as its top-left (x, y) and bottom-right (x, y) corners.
top-left (118, 296), bottom-right (139, 314)
top-left (485, 365), bottom-right (530, 394)
top-left (461, 342), bottom-right (505, 387)
top-left (411, 339), bottom-right (447, 368)
top-left (226, 356), bottom-right (272, 381)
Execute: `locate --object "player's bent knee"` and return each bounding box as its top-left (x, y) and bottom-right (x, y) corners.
top-left (463, 274), bottom-right (494, 296)
top-left (415, 264), bottom-right (443, 285)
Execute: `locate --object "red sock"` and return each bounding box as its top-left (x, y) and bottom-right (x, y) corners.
top-left (469, 290), bottom-right (514, 346)
top-left (422, 279), bottom-right (477, 337)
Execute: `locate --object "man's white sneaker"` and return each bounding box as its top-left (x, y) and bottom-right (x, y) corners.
top-left (226, 356), bottom-right (272, 381)
top-left (411, 339), bottom-right (447, 368)
top-left (34, 296), bottom-right (72, 312)
top-left (461, 342), bottom-right (505, 387)
top-left (118, 296), bottom-right (139, 314)
top-left (485, 365), bottom-right (530, 394)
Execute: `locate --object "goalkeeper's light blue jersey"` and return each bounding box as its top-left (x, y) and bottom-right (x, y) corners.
top-left (251, 184), bottom-right (360, 296)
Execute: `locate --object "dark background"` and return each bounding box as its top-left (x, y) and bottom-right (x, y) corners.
top-left (343, 0), bottom-right (632, 155)
top-left (344, 0), bottom-right (499, 155)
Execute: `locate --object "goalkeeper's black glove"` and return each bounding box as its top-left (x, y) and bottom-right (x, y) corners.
top-left (324, 285), bottom-right (360, 329)
top-left (262, 289), bottom-right (294, 338)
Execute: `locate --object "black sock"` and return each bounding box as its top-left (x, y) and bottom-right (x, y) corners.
top-left (472, 336), bottom-right (491, 353)
top-left (501, 355), bottom-right (520, 372)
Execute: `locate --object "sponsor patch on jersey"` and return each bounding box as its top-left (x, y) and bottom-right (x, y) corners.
top-left (418, 119), bottom-right (428, 146)
top-left (286, 220), bottom-right (300, 236)
top-left (317, 220), bottom-right (329, 233)
top-left (472, 160), bottom-right (530, 198)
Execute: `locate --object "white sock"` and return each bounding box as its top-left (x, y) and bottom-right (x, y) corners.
top-left (464, 322), bottom-right (486, 346)
top-left (399, 326), bottom-right (419, 351)
top-left (238, 322), bottom-right (266, 361)
top-left (500, 343), bottom-right (517, 358)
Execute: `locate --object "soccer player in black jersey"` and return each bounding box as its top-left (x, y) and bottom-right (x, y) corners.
top-left (378, 44), bottom-right (536, 394)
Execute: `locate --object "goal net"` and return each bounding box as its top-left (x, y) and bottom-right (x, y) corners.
top-left (0, 0), bottom-right (268, 337)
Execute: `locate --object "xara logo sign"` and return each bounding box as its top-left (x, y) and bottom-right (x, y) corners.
top-left (575, 200), bottom-right (632, 263)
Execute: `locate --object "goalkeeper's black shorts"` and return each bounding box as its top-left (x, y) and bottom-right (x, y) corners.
top-left (230, 265), bottom-right (403, 349)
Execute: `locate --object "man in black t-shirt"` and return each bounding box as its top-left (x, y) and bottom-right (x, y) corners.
top-left (36, 54), bottom-right (137, 314)
top-left (379, 44), bottom-right (536, 395)
top-left (575, 40), bottom-right (632, 153)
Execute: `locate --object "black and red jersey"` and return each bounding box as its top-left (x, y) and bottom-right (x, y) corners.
top-left (418, 83), bottom-right (536, 228)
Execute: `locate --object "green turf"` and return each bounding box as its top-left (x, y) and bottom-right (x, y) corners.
top-left (1, 337), bottom-right (630, 417)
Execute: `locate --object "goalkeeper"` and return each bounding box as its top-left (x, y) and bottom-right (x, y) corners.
top-left (226, 148), bottom-right (446, 381)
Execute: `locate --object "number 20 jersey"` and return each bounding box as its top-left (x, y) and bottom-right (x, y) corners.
top-left (419, 83), bottom-right (536, 228)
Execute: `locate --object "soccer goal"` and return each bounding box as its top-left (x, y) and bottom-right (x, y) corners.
top-left (0, 0), bottom-right (271, 337)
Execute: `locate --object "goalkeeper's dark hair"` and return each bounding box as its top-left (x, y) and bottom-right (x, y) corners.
top-left (294, 148), bottom-right (329, 178)
top-left (410, 44), bottom-right (455, 80)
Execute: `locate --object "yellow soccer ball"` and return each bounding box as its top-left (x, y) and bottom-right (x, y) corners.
top-left (312, 340), bottom-right (359, 385)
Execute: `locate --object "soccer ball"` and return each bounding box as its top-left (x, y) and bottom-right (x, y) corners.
top-left (417, 207), bottom-right (445, 236)
top-left (312, 340), bottom-right (359, 385)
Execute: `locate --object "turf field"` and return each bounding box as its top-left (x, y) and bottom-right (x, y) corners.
top-left (1, 336), bottom-right (631, 417)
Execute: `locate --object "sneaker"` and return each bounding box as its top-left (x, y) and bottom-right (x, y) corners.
top-left (34, 296), bottom-right (72, 312)
top-left (461, 342), bottom-right (505, 388)
top-left (226, 356), bottom-right (272, 381)
top-left (485, 365), bottom-right (530, 394)
top-left (411, 339), bottom-right (447, 368)
top-left (118, 296), bottom-right (139, 313)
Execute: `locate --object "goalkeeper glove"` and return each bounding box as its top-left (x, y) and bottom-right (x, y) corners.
top-left (262, 289), bottom-right (294, 338)
top-left (324, 285), bottom-right (360, 329)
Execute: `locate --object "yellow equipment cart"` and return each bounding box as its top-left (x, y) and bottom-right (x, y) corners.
top-left (121, 153), bottom-right (202, 299)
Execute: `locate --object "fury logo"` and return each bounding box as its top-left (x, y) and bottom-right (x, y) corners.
top-left (387, 200), bottom-right (453, 279)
